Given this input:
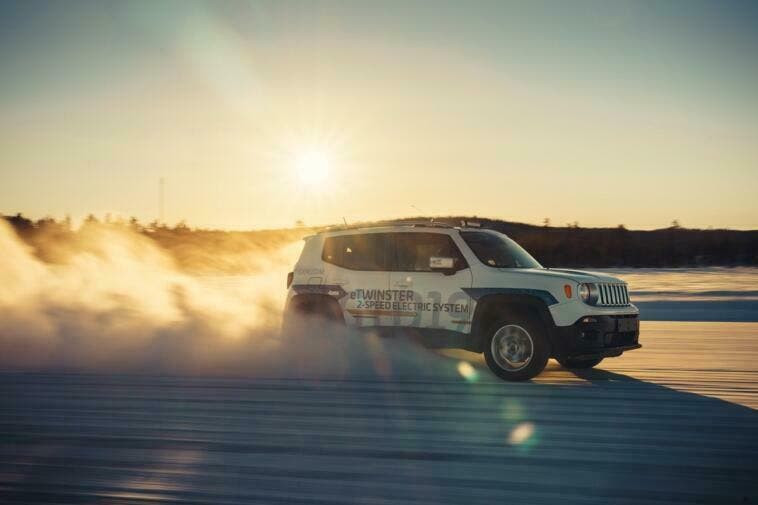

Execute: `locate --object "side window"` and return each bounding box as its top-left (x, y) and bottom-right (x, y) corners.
top-left (394, 233), bottom-right (467, 272)
top-left (322, 233), bottom-right (389, 271)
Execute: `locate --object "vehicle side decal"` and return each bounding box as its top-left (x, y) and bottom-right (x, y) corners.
top-left (462, 287), bottom-right (558, 306)
top-left (347, 309), bottom-right (417, 318)
top-left (292, 284), bottom-right (349, 299)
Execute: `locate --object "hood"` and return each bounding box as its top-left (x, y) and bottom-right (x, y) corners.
top-left (497, 267), bottom-right (623, 284)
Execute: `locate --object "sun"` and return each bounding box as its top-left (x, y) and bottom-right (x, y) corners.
top-left (295, 149), bottom-right (331, 187)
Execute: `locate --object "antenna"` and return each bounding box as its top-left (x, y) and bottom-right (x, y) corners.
top-left (159, 177), bottom-right (165, 223)
top-left (411, 204), bottom-right (435, 226)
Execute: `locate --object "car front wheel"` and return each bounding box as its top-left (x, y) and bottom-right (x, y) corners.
top-left (483, 315), bottom-right (550, 381)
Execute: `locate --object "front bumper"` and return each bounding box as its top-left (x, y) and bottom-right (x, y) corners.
top-left (550, 314), bottom-right (641, 359)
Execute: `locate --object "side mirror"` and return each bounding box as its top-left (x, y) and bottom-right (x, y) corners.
top-left (429, 256), bottom-right (456, 274)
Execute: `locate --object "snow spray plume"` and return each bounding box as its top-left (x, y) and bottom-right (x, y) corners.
top-left (0, 221), bottom-right (460, 379)
top-left (0, 220), bottom-right (294, 374)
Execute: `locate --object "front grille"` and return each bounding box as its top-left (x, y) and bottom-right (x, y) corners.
top-left (597, 283), bottom-right (630, 306)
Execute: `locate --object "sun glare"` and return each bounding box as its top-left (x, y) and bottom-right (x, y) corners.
top-left (295, 149), bottom-right (331, 187)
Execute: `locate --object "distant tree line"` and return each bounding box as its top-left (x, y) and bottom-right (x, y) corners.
top-left (4, 213), bottom-right (757, 268)
top-left (358, 216), bottom-right (758, 267)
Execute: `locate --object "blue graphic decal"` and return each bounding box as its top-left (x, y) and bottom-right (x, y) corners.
top-left (292, 284), bottom-right (348, 299)
top-left (462, 287), bottom-right (558, 306)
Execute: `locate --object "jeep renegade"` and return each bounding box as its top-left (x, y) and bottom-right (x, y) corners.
top-left (284, 223), bottom-right (640, 381)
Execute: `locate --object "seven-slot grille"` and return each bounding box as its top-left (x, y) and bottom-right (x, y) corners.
top-left (598, 283), bottom-right (630, 306)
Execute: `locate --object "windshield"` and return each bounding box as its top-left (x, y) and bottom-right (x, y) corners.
top-left (460, 231), bottom-right (542, 269)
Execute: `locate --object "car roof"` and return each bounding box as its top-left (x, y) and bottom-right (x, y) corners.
top-left (314, 223), bottom-right (497, 238)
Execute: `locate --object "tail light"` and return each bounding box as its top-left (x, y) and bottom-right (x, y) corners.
top-left (286, 272), bottom-right (294, 289)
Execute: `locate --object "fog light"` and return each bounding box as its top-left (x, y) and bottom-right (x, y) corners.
top-left (581, 317), bottom-right (597, 323)
top-left (580, 330), bottom-right (599, 342)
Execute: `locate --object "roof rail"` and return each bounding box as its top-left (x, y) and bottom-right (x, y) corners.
top-left (319, 220), bottom-right (459, 233)
top-left (406, 221), bottom-right (456, 229)
top-left (320, 223), bottom-right (405, 232)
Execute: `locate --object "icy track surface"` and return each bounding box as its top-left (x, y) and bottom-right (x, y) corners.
top-left (604, 267), bottom-right (758, 322)
top-left (1, 322), bottom-right (757, 505)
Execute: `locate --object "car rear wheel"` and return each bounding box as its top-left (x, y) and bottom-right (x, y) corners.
top-left (558, 357), bottom-right (604, 369)
top-left (483, 315), bottom-right (549, 381)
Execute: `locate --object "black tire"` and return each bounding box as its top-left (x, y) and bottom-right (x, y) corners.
top-left (558, 357), bottom-right (604, 369)
top-left (483, 313), bottom-right (550, 381)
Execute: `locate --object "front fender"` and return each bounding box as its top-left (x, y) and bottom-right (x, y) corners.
top-left (467, 292), bottom-right (557, 353)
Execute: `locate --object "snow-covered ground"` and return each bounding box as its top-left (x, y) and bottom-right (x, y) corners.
top-left (601, 267), bottom-right (758, 300)
top-left (2, 268), bottom-right (756, 504)
top-left (600, 267), bottom-right (758, 321)
top-left (2, 323), bottom-right (756, 504)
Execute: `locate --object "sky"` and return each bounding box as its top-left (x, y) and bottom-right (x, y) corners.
top-left (1, 0), bottom-right (757, 230)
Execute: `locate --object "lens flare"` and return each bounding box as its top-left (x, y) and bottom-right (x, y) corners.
top-left (457, 361), bottom-right (479, 382)
top-left (508, 422), bottom-right (535, 445)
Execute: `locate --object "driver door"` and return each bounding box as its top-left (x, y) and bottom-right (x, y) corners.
top-left (388, 232), bottom-right (473, 332)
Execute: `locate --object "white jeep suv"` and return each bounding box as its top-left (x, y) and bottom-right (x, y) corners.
top-left (284, 223), bottom-right (640, 381)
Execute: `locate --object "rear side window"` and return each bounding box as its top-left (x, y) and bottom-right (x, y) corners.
top-left (395, 233), bottom-right (467, 272)
top-left (322, 233), bottom-right (390, 271)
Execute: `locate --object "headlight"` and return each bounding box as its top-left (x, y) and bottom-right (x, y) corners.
top-left (579, 283), bottom-right (599, 305)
